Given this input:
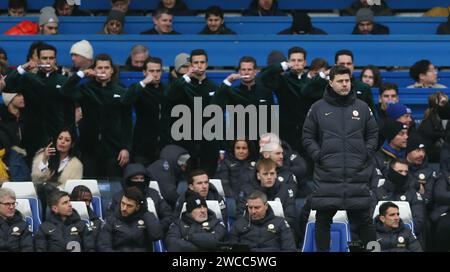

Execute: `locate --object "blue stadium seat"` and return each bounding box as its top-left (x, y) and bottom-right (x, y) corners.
top-left (2, 182), bottom-right (42, 233)
top-left (302, 210), bottom-right (351, 252)
top-left (15, 198), bottom-right (35, 234)
top-left (64, 179), bottom-right (103, 220)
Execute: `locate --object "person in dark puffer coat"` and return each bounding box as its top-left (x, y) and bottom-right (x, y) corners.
top-left (302, 65), bottom-right (378, 252)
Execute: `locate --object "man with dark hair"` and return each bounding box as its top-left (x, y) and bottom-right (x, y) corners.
top-left (301, 49), bottom-right (375, 114)
top-left (53, 0), bottom-right (91, 16)
top-left (199, 6), bottom-right (236, 35)
top-left (259, 46), bottom-right (310, 153)
top-left (122, 56), bottom-right (169, 165)
top-left (98, 186), bottom-right (163, 251)
top-left (8, 0), bottom-right (27, 16)
top-left (166, 190), bottom-right (227, 251)
top-left (307, 58), bottom-right (328, 78)
top-left (371, 159), bottom-right (425, 240)
top-left (302, 65), bottom-right (378, 252)
top-left (167, 49), bottom-right (219, 176)
top-left (278, 12), bottom-right (327, 35)
top-left (175, 169), bottom-right (227, 223)
top-left (377, 82), bottom-right (399, 120)
top-left (0, 188), bottom-right (33, 252)
top-left (408, 59), bottom-right (447, 89)
top-left (35, 191), bottom-right (95, 252)
top-left (140, 8), bottom-right (180, 35)
top-left (375, 201), bottom-right (422, 252)
top-left (60, 53), bottom-right (132, 179)
top-left (230, 190), bottom-right (296, 251)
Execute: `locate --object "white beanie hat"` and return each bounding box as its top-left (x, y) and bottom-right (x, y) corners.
top-left (2, 93), bottom-right (19, 106)
top-left (70, 40), bottom-right (94, 60)
top-left (39, 7), bottom-right (59, 26)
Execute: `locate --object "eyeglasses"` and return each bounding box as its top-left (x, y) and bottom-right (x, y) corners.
top-left (0, 202), bottom-right (18, 207)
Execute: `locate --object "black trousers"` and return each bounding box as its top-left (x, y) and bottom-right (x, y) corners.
top-left (433, 213), bottom-right (450, 251)
top-left (315, 209), bottom-right (376, 252)
top-left (82, 153), bottom-right (123, 180)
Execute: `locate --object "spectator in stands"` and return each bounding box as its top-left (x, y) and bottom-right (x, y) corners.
top-left (278, 12), bottom-right (327, 35)
top-left (157, 0), bottom-right (195, 16)
top-left (53, 0), bottom-right (91, 16)
top-left (371, 159), bottom-right (425, 239)
top-left (301, 49), bottom-right (376, 115)
top-left (31, 128), bottom-right (82, 188)
top-left (376, 83), bottom-right (399, 145)
top-left (302, 65), bottom-right (378, 252)
top-left (0, 188), bottom-right (33, 252)
top-left (230, 190), bottom-right (296, 251)
top-left (122, 44), bottom-right (149, 72)
top-left (68, 40), bottom-right (94, 75)
top-left (260, 47), bottom-right (310, 154)
top-left (109, 0), bottom-right (142, 16)
top-left (25, 41), bottom-right (45, 74)
top-left (60, 54), bottom-right (132, 179)
top-left (375, 201), bottom-right (422, 252)
top-left (341, 0), bottom-right (393, 16)
top-left (169, 52), bottom-right (189, 83)
top-left (386, 103), bottom-right (414, 129)
top-left (373, 120), bottom-right (408, 176)
top-left (98, 186), bottom-right (163, 252)
top-left (418, 92), bottom-right (450, 163)
top-left (166, 190), bottom-right (227, 252)
top-left (140, 8), bottom-right (180, 35)
top-left (35, 191), bottom-right (95, 252)
top-left (266, 50), bottom-right (286, 67)
top-left (109, 163), bottom-right (174, 233)
top-left (7, 0), bottom-right (27, 17)
top-left (0, 47), bottom-right (9, 76)
top-left (175, 169), bottom-right (228, 224)
top-left (147, 145), bottom-right (191, 209)
top-left (352, 8), bottom-right (389, 35)
top-left (408, 59), bottom-right (447, 89)
top-left (243, 0), bottom-right (286, 16)
top-left (307, 58), bottom-right (328, 78)
top-left (39, 7), bottom-right (59, 35)
top-left (199, 6), bottom-right (236, 35)
top-left (437, 14), bottom-right (450, 34)
top-left (406, 133), bottom-right (437, 209)
top-left (166, 49), bottom-right (219, 176)
top-left (70, 185), bottom-right (102, 241)
top-left (214, 140), bottom-right (257, 199)
top-left (122, 57), bottom-right (169, 165)
top-left (431, 170), bottom-right (450, 251)
top-left (360, 65), bottom-right (382, 88)
top-left (100, 9), bottom-right (126, 35)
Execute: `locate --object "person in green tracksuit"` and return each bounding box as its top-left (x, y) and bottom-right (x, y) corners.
top-left (166, 49), bottom-right (219, 176)
top-left (5, 43), bottom-right (74, 163)
top-left (301, 49), bottom-right (376, 115)
top-left (212, 56), bottom-right (274, 146)
top-left (60, 54), bottom-right (132, 179)
top-left (259, 47), bottom-right (311, 154)
top-left (121, 56), bottom-right (169, 166)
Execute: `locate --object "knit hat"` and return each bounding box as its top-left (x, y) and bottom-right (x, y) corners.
top-left (291, 12), bottom-right (312, 34)
top-left (406, 133), bottom-right (426, 154)
top-left (2, 93), bottom-right (19, 106)
top-left (177, 153), bottom-right (191, 166)
top-left (39, 7), bottom-right (59, 26)
top-left (383, 119), bottom-right (408, 142)
top-left (267, 50), bottom-right (286, 66)
top-left (70, 40), bottom-right (94, 60)
top-left (386, 103), bottom-right (412, 120)
top-left (356, 8), bottom-right (374, 23)
top-left (174, 53), bottom-right (190, 73)
top-left (185, 191), bottom-right (207, 213)
top-left (107, 9), bottom-right (125, 25)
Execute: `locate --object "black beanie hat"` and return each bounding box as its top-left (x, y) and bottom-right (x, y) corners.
top-left (383, 119), bottom-right (408, 142)
top-left (185, 191), bottom-right (207, 213)
top-left (406, 133), bottom-right (426, 154)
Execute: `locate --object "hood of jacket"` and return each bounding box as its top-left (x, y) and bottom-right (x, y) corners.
top-left (159, 144), bottom-right (189, 167)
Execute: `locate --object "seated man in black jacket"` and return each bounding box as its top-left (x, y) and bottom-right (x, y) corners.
top-left (199, 6), bottom-right (236, 35)
top-left (98, 187), bottom-right (163, 252)
top-left (352, 8), bottom-right (389, 35)
top-left (166, 191), bottom-right (227, 252)
top-left (375, 201), bottom-right (422, 252)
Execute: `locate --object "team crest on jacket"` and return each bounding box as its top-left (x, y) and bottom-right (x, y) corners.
top-left (267, 224), bottom-right (276, 233)
top-left (352, 110), bottom-right (360, 120)
top-left (70, 227), bottom-right (79, 235)
top-left (419, 173), bottom-right (425, 180)
top-left (290, 154), bottom-right (297, 161)
top-left (400, 195), bottom-right (406, 201)
top-left (278, 176), bottom-right (284, 182)
top-left (11, 226), bottom-right (21, 236)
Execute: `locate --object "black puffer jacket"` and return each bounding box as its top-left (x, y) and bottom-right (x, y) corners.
top-left (147, 145), bottom-right (189, 207)
top-left (97, 206), bottom-right (163, 252)
top-left (431, 171), bottom-right (450, 222)
top-left (375, 217), bottom-right (422, 252)
top-left (302, 86), bottom-right (378, 210)
top-left (408, 159), bottom-right (438, 208)
top-left (0, 210), bottom-right (33, 252)
top-left (230, 206), bottom-right (296, 252)
top-left (34, 211), bottom-right (95, 252)
top-left (166, 210), bottom-right (227, 252)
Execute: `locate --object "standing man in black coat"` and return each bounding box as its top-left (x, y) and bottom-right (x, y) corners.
top-left (302, 65), bottom-right (378, 252)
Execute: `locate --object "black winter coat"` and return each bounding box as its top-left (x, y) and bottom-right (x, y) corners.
top-left (431, 171), bottom-right (450, 222)
top-left (302, 86), bottom-right (378, 210)
top-left (0, 210), bottom-right (33, 252)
